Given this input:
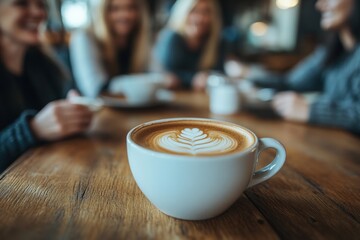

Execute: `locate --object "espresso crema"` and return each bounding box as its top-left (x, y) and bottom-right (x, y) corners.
top-left (131, 120), bottom-right (255, 156)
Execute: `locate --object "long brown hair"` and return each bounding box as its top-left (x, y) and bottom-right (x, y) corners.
top-left (90, 0), bottom-right (151, 77)
top-left (323, 0), bottom-right (360, 66)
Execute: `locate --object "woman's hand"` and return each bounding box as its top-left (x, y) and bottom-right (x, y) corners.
top-left (225, 60), bottom-right (250, 79)
top-left (272, 92), bottom-right (310, 122)
top-left (192, 72), bottom-right (209, 91)
top-left (30, 90), bottom-right (93, 141)
top-left (164, 73), bottom-right (181, 89)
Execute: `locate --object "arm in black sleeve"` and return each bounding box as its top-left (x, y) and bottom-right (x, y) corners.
top-left (252, 47), bottom-right (327, 92)
top-left (154, 30), bottom-right (196, 88)
top-left (0, 110), bottom-right (39, 172)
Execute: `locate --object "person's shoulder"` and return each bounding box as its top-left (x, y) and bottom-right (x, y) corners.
top-left (299, 45), bottom-right (328, 64)
top-left (312, 45), bottom-right (328, 56)
top-left (26, 47), bottom-right (67, 80)
top-left (353, 43), bottom-right (360, 58)
top-left (26, 47), bottom-right (50, 63)
top-left (163, 29), bottom-right (182, 38)
top-left (158, 29), bottom-right (184, 45)
top-left (348, 44), bottom-right (360, 73)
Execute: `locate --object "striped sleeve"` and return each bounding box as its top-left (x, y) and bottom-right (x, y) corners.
top-left (309, 99), bottom-right (360, 133)
top-left (309, 67), bottom-right (360, 134)
top-left (0, 110), bottom-right (39, 171)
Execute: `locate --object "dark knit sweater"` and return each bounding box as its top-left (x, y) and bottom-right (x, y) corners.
top-left (154, 29), bottom-right (226, 89)
top-left (0, 47), bottom-right (67, 172)
top-left (252, 45), bottom-right (360, 134)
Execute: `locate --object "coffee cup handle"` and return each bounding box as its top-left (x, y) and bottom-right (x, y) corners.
top-left (247, 138), bottom-right (286, 188)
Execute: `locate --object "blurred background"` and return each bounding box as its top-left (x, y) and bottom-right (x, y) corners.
top-left (47, 0), bottom-right (323, 73)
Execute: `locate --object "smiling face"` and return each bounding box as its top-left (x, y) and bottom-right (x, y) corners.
top-left (316, 0), bottom-right (354, 31)
top-left (106, 0), bottom-right (140, 38)
top-left (185, 0), bottom-right (213, 39)
top-left (0, 0), bottom-right (47, 46)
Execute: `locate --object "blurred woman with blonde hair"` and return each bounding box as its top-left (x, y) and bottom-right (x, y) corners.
top-left (70, 0), bottom-right (151, 97)
top-left (154, 0), bottom-right (226, 90)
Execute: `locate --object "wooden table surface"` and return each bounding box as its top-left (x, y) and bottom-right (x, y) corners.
top-left (0, 91), bottom-right (359, 240)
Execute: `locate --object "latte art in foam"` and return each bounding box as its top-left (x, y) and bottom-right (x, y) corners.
top-left (155, 128), bottom-right (238, 155)
top-left (131, 119), bottom-right (255, 156)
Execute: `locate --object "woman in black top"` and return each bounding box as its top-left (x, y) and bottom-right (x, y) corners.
top-left (0, 0), bottom-right (93, 172)
top-left (154, 0), bottom-right (225, 90)
top-left (238, 0), bottom-right (360, 133)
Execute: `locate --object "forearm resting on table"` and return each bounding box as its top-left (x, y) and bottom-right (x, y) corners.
top-left (309, 99), bottom-right (360, 133)
top-left (0, 111), bottom-right (39, 171)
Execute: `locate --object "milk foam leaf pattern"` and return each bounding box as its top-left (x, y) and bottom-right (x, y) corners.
top-left (158, 128), bottom-right (237, 155)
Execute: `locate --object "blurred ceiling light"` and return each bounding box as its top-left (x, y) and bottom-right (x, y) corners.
top-left (61, 1), bottom-right (89, 29)
top-left (276, 0), bottom-right (299, 10)
top-left (250, 22), bottom-right (269, 37)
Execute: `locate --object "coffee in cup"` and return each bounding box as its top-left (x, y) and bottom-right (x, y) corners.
top-left (131, 120), bottom-right (254, 156)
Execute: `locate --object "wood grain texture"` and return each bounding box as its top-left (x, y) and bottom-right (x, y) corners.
top-left (0, 91), bottom-right (359, 240)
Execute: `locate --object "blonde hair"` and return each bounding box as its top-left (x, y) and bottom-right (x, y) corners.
top-left (91, 0), bottom-right (151, 76)
top-left (168, 0), bottom-right (222, 70)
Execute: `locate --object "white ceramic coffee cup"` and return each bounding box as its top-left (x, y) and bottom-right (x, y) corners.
top-left (109, 74), bottom-right (164, 105)
top-left (209, 85), bottom-right (240, 115)
top-left (127, 118), bottom-right (286, 220)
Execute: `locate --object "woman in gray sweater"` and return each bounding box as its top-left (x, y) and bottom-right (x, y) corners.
top-left (243, 0), bottom-right (360, 134)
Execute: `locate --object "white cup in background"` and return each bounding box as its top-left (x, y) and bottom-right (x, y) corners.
top-left (109, 74), bottom-right (164, 105)
top-left (210, 85), bottom-right (240, 115)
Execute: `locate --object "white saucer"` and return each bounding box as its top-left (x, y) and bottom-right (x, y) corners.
top-left (101, 89), bottom-right (175, 108)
